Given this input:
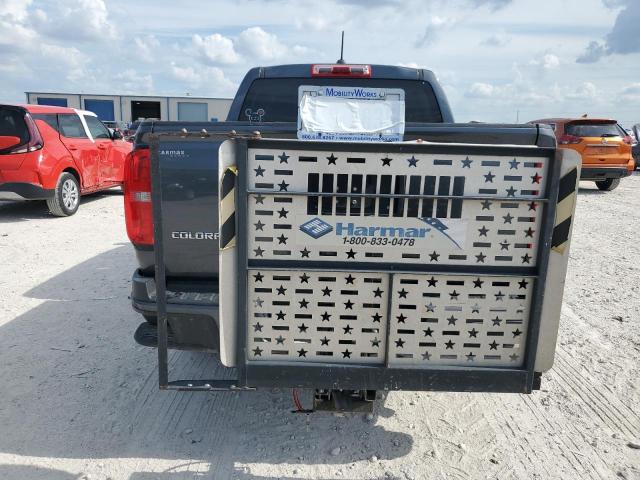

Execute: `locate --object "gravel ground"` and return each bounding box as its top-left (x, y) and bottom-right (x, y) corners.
top-left (0, 176), bottom-right (639, 480)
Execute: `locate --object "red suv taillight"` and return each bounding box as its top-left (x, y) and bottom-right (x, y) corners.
top-left (558, 134), bottom-right (582, 145)
top-left (6, 112), bottom-right (44, 154)
top-left (124, 147), bottom-right (153, 246)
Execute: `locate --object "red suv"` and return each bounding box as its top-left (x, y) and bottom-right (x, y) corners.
top-left (0, 104), bottom-right (131, 216)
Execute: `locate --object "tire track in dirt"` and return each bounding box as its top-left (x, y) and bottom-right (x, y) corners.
top-left (478, 349), bottom-right (621, 478)
top-left (437, 396), bottom-right (498, 478)
top-left (519, 393), bottom-right (611, 480)
top-left (555, 306), bottom-right (640, 437)
top-left (489, 327), bottom-right (626, 477)
top-left (125, 349), bottom-right (243, 477)
top-left (483, 392), bottom-right (594, 480)
top-left (473, 181), bottom-right (639, 479)
top-left (480, 397), bottom-right (544, 479)
top-left (491, 323), bottom-right (634, 479)
top-left (554, 352), bottom-right (639, 437)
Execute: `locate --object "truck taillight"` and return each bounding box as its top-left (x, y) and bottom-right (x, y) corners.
top-left (558, 134), bottom-right (581, 145)
top-left (124, 147), bottom-right (153, 246)
top-left (311, 64), bottom-right (372, 77)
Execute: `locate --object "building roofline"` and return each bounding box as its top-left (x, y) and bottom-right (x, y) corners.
top-left (25, 92), bottom-right (233, 101)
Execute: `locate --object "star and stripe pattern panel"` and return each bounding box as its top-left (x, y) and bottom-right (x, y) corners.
top-left (244, 146), bottom-right (548, 367)
top-left (387, 274), bottom-right (533, 367)
top-left (246, 148), bottom-right (548, 267)
top-left (246, 269), bottom-right (534, 367)
top-left (247, 270), bottom-right (389, 364)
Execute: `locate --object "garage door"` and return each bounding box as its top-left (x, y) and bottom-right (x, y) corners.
top-left (177, 102), bottom-right (208, 121)
top-left (84, 99), bottom-right (115, 121)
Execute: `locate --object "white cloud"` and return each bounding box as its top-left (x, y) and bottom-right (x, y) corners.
top-left (0, 0), bottom-right (636, 124)
top-left (576, 41), bottom-right (606, 63)
top-left (0, 22), bottom-right (37, 51)
top-left (192, 33), bottom-right (240, 65)
top-left (134, 35), bottom-right (160, 63)
top-left (292, 45), bottom-right (310, 56)
top-left (577, 0), bottom-right (640, 63)
top-left (170, 63), bottom-right (200, 85)
top-left (618, 83), bottom-right (640, 103)
top-left (39, 44), bottom-right (89, 81)
top-left (32, 8), bottom-right (46, 23)
top-left (0, 0), bottom-right (32, 22)
top-left (236, 27), bottom-right (286, 61)
top-left (528, 53), bottom-right (561, 72)
top-left (186, 27), bottom-right (300, 67)
top-left (170, 63), bottom-right (236, 96)
top-left (34, 0), bottom-right (117, 42)
top-left (465, 82), bottom-right (497, 98)
top-left (295, 16), bottom-right (330, 32)
top-left (463, 78), bottom-right (605, 121)
top-left (468, 0), bottom-right (513, 11)
top-left (113, 69), bottom-right (154, 94)
top-left (0, 0), bottom-right (37, 51)
top-left (565, 82), bottom-right (598, 101)
top-left (415, 16), bottom-right (458, 47)
top-left (480, 33), bottom-right (510, 47)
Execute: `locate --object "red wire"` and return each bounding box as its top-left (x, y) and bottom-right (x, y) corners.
top-left (292, 389), bottom-right (303, 411)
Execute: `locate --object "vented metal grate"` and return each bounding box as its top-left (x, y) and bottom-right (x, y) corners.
top-left (247, 148), bottom-right (547, 267)
top-left (248, 149), bottom-right (548, 199)
top-left (387, 274), bottom-right (533, 367)
top-left (243, 144), bottom-right (549, 369)
top-left (246, 270), bottom-right (533, 367)
top-left (247, 270), bottom-right (389, 364)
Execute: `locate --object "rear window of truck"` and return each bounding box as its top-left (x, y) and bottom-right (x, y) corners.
top-left (240, 78), bottom-right (443, 123)
top-left (565, 123), bottom-right (623, 137)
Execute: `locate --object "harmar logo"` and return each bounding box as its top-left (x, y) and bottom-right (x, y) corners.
top-left (299, 218), bottom-right (333, 239)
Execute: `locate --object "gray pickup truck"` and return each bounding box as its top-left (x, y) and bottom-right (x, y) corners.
top-left (124, 62), bottom-right (579, 411)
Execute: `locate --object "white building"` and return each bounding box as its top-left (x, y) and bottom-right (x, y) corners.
top-left (24, 92), bottom-right (233, 124)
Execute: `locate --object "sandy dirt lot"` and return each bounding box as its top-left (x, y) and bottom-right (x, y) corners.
top-left (0, 177), bottom-right (638, 480)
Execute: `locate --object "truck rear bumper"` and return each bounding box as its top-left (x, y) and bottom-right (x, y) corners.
top-left (244, 363), bottom-right (540, 393)
top-left (0, 182), bottom-right (54, 200)
top-left (580, 166), bottom-right (631, 181)
top-left (131, 270), bottom-right (220, 351)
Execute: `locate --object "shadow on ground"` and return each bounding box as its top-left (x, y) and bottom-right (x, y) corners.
top-left (0, 465), bottom-right (81, 480)
top-left (0, 245), bottom-right (412, 480)
top-left (0, 189), bottom-right (122, 224)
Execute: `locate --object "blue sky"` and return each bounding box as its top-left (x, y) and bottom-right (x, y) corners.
top-left (0, 0), bottom-right (638, 125)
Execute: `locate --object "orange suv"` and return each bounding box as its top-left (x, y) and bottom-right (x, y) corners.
top-left (529, 118), bottom-right (634, 191)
